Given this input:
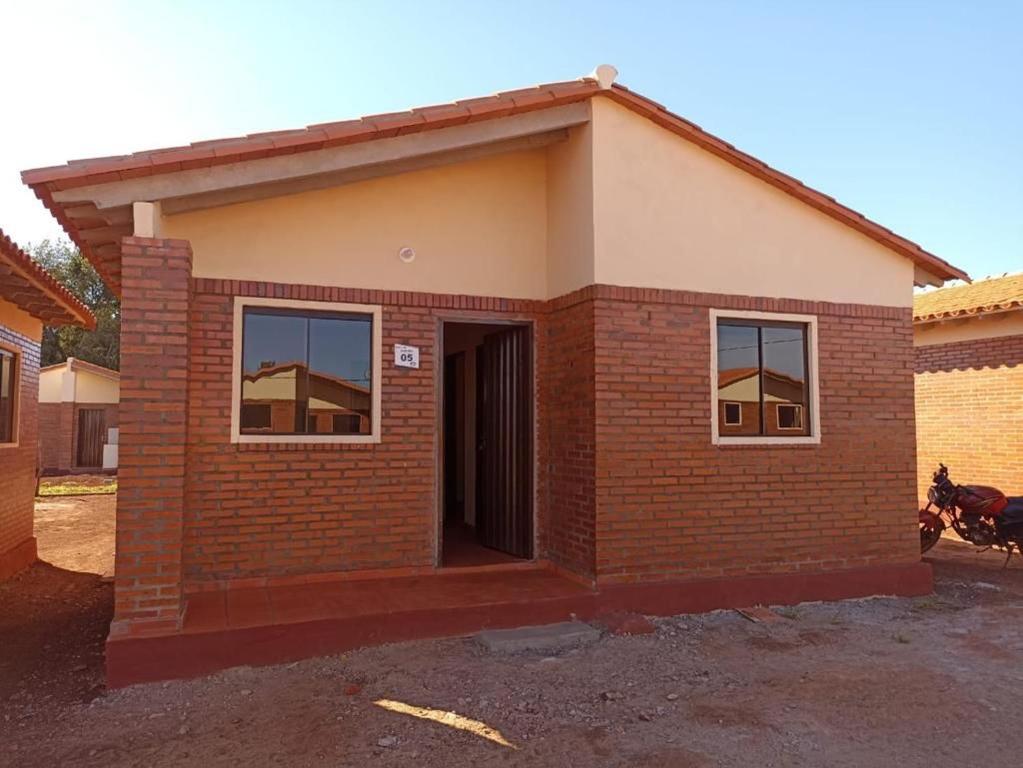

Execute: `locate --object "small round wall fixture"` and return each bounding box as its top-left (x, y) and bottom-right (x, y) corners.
top-left (398, 246), bottom-right (416, 263)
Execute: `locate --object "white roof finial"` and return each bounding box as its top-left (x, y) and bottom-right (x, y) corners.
top-left (589, 64), bottom-right (618, 90)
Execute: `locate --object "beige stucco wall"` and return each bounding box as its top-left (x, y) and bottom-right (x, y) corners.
top-left (588, 98), bottom-right (916, 307)
top-left (74, 370), bottom-right (119, 404)
top-left (546, 120), bottom-right (595, 297)
top-left (37, 367), bottom-right (64, 402)
top-left (914, 312), bottom-right (1023, 346)
top-left (38, 364), bottom-right (119, 404)
top-left (164, 149), bottom-right (551, 300)
top-left (0, 298), bottom-right (42, 342)
top-left (160, 99), bottom-right (926, 306)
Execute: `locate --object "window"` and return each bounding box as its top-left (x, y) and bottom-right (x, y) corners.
top-left (776, 403), bottom-right (803, 430)
top-left (233, 298), bottom-right (382, 443)
top-left (712, 310), bottom-right (818, 444)
top-left (0, 347), bottom-right (16, 443)
top-left (723, 401), bottom-right (742, 426)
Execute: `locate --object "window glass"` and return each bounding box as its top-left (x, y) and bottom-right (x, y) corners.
top-left (717, 320), bottom-right (810, 438)
top-left (308, 315), bottom-right (372, 435)
top-left (761, 326), bottom-right (809, 436)
top-left (717, 324), bottom-right (761, 436)
top-left (0, 349), bottom-right (14, 443)
top-left (241, 309), bottom-right (373, 436)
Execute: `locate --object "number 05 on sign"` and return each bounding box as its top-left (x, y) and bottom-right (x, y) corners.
top-left (394, 344), bottom-right (420, 369)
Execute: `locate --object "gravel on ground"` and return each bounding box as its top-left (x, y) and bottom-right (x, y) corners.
top-left (2, 497), bottom-right (1021, 767)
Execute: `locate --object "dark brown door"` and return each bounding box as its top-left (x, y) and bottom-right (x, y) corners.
top-left (76, 409), bottom-right (106, 468)
top-left (475, 325), bottom-right (533, 558)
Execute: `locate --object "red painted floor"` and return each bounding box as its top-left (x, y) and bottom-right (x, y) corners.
top-left (441, 524), bottom-right (524, 568)
top-left (106, 561), bottom-right (934, 687)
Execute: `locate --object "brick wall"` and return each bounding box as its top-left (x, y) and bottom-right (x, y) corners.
top-left (543, 298), bottom-right (596, 578)
top-left (112, 237), bottom-right (192, 636)
top-left (915, 331), bottom-right (1023, 500)
top-left (0, 323), bottom-right (39, 580)
top-left (38, 401), bottom-right (72, 472)
top-left (184, 279), bottom-right (551, 587)
top-left (40, 402), bottom-right (119, 473)
top-left (123, 271), bottom-right (922, 599)
top-left (590, 287), bottom-right (920, 584)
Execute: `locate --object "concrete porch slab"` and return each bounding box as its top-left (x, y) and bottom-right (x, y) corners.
top-left (476, 621), bottom-right (600, 653)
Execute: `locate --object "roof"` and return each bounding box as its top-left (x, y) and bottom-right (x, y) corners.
top-left (913, 272), bottom-right (1023, 323)
top-left (21, 67), bottom-right (969, 292)
top-left (0, 229), bottom-right (95, 329)
top-left (719, 367), bottom-right (806, 389)
top-left (40, 357), bottom-right (119, 380)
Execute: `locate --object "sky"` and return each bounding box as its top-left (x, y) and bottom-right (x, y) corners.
top-left (3, 1), bottom-right (1020, 282)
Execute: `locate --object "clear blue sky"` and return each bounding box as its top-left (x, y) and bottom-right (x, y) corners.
top-left (4, 1), bottom-right (1020, 280)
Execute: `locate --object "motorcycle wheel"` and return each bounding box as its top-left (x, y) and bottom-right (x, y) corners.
top-left (920, 523), bottom-right (942, 554)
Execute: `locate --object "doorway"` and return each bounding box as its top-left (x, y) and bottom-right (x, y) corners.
top-left (441, 321), bottom-right (534, 567)
top-left (76, 408), bottom-right (106, 468)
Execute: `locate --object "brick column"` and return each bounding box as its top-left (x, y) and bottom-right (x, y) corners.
top-left (111, 237), bottom-right (192, 637)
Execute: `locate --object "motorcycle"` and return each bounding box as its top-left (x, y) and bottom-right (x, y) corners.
top-left (919, 464), bottom-right (1023, 563)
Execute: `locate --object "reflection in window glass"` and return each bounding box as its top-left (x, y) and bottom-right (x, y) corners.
top-left (0, 349), bottom-right (15, 443)
top-left (241, 309), bottom-right (373, 436)
top-left (717, 324), bottom-right (761, 436)
top-left (761, 326), bottom-right (809, 436)
top-left (717, 320), bottom-right (810, 438)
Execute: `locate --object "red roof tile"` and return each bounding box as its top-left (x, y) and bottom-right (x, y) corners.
top-left (0, 229), bottom-right (96, 329)
top-left (914, 273), bottom-right (1023, 322)
top-left (21, 73), bottom-right (969, 288)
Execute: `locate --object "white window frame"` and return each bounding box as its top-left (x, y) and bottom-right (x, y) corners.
top-left (775, 402), bottom-right (804, 430)
top-left (231, 296), bottom-right (383, 444)
top-left (710, 308), bottom-right (820, 446)
top-left (722, 401), bottom-right (743, 426)
top-left (0, 342), bottom-right (20, 448)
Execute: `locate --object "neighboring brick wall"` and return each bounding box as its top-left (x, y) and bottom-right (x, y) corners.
top-left (184, 279), bottom-right (548, 587)
top-left (112, 237), bottom-right (192, 636)
top-left (39, 402), bottom-right (119, 473)
top-left (0, 323), bottom-right (40, 580)
top-left (38, 401), bottom-right (73, 472)
top-left (915, 331), bottom-right (1023, 500)
top-left (588, 286), bottom-right (920, 584)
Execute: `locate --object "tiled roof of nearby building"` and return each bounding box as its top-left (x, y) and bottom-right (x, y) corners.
top-left (913, 272), bottom-right (1023, 322)
top-left (22, 67), bottom-right (969, 292)
top-left (0, 228), bottom-right (96, 329)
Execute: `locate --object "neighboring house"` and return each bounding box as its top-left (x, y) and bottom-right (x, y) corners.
top-left (914, 273), bottom-right (1023, 500)
top-left (0, 230), bottom-right (95, 580)
top-left (21, 66), bottom-right (968, 684)
top-left (38, 358), bottom-right (120, 474)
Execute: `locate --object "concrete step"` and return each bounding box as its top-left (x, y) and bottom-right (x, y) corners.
top-left (476, 621), bottom-right (600, 653)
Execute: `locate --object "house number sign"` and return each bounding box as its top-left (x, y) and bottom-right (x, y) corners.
top-left (394, 344), bottom-right (420, 369)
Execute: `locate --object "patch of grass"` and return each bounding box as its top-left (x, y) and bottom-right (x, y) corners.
top-left (893, 632), bottom-right (911, 644)
top-left (775, 607), bottom-right (801, 621)
top-left (37, 480), bottom-right (117, 497)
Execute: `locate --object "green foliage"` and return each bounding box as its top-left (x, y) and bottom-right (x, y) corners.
top-left (30, 241), bottom-right (120, 370)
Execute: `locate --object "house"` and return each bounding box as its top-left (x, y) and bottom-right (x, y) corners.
top-left (21, 66), bottom-right (968, 684)
top-left (0, 230), bottom-right (95, 580)
top-left (914, 273), bottom-right (1023, 500)
top-left (38, 358), bottom-right (120, 474)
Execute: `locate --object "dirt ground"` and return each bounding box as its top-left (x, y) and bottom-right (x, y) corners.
top-left (2, 499), bottom-right (1022, 767)
top-left (34, 492), bottom-right (116, 576)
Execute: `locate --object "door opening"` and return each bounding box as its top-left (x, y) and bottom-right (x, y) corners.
top-left (76, 408), bottom-right (106, 468)
top-left (441, 321), bottom-right (533, 567)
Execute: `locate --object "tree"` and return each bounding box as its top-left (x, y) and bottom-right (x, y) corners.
top-left (31, 240), bottom-right (120, 370)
